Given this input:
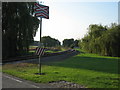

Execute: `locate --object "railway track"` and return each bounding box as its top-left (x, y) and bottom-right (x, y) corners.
top-left (2, 49), bottom-right (79, 63)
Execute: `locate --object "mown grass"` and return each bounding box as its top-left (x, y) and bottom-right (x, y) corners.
top-left (2, 52), bottom-right (119, 88)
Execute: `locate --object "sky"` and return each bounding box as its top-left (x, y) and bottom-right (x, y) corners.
top-left (34, 0), bottom-right (118, 43)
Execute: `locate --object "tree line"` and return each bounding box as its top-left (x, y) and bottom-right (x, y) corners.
top-left (41, 36), bottom-right (61, 47)
top-left (63, 39), bottom-right (79, 48)
top-left (79, 23), bottom-right (120, 57)
top-left (2, 2), bottom-right (39, 59)
top-left (33, 36), bottom-right (61, 47)
top-left (33, 36), bottom-right (79, 48)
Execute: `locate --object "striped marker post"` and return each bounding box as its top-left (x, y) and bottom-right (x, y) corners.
top-left (35, 47), bottom-right (45, 74)
top-left (35, 47), bottom-right (45, 56)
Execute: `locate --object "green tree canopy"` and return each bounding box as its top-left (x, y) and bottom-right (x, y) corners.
top-left (62, 39), bottom-right (79, 48)
top-left (41, 36), bottom-right (61, 47)
top-left (79, 23), bottom-right (120, 57)
top-left (63, 39), bottom-right (74, 48)
top-left (2, 2), bottom-right (39, 59)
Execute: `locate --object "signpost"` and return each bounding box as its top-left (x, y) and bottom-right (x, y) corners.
top-left (34, 2), bottom-right (49, 75)
top-left (39, 17), bottom-right (42, 74)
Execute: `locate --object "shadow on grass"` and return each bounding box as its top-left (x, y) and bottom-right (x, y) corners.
top-left (43, 55), bottom-right (119, 74)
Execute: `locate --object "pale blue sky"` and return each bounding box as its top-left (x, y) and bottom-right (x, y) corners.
top-left (34, 1), bottom-right (118, 43)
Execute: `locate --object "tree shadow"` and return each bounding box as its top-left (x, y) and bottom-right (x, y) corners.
top-left (43, 55), bottom-right (119, 74)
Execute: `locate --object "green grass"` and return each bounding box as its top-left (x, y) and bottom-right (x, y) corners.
top-left (29, 45), bottom-right (38, 49)
top-left (29, 46), bottom-right (66, 53)
top-left (29, 50), bottom-right (35, 53)
top-left (45, 50), bottom-right (58, 53)
top-left (29, 50), bottom-right (63, 53)
top-left (3, 52), bottom-right (119, 88)
top-left (45, 50), bottom-right (65, 53)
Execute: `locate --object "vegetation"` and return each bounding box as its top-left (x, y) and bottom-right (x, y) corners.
top-left (41, 36), bottom-right (61, 47)
top-left (79, 23), bottom-right (120, 57)
top-left (32, 36), bottom-right (61, 47)
top-left (63, 39), bottom-right (79, 48)
top-left (45, 50), bottom-right (60, 53)
top-left (2, 2), bottom-right (39, 59)
top-left (3, 51), bottom-right (119, 88)
top-left (29, 45), bottom-right (67, 54)
top-left (29, 46), bottom-right (38, 49)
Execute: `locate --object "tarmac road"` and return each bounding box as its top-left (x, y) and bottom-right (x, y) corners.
top-left (2, 73), bottom-right (57, 88)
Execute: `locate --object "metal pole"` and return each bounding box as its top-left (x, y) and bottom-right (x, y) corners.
top-left (39, 17), bottom-right (42, 74)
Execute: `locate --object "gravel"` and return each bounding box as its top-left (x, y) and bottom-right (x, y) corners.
top-left (49, 80), bottom-right (86, 88)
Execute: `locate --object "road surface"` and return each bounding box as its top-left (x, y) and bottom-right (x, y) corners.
top-left (2, 73), bottom-right (57, 88)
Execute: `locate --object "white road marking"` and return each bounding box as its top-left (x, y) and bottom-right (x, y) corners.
top-left (4, 75), bottom-right (22, 83)
top-left (3, 74), bottom-right (40, 88)
top-left (31, 85), bottom-right (40, 88)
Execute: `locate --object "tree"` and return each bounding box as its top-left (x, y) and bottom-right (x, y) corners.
top-left (63, 39), bottom-right (74, 48)
top-left (2, 2), bottom-right (39, 59)
top-left (41, 36), bottom-right (61, 47)
top-left (62, 39), bottom-right (79, 48)
top-left (74, 40), bottom-right (79, 47)
top-left (79, 23), bottom-right (120, 57)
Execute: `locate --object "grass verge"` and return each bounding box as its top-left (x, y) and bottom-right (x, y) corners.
top-left (2, 52), bottom-right (119, 88)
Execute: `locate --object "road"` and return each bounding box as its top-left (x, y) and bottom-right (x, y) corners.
top-left (2, 73), bottom-right (57, 88)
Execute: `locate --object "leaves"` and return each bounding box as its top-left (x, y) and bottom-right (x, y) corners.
top-left (2, 2), bottom-right (39, 59)
top-left (41, 36), bottom-right (61, 47)
top-left (80, 23), bottom-right (120, 57)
